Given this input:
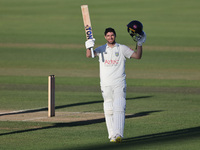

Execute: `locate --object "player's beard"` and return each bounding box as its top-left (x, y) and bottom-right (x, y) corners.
top-left (107, 39), bottom-right (116, 45)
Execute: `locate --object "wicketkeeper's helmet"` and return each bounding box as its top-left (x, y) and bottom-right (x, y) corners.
top-left (127, 20), bottom-right (144, 42)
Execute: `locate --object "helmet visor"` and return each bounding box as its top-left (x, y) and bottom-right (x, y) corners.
top-left (128, 27), bottom-right (144, 42)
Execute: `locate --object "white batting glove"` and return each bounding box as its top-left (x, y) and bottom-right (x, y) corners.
top-left (137, 32), bottom-right (146, 46)
top-left (85, 38), bottom-right (95, 49)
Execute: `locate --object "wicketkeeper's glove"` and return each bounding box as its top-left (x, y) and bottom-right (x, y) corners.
top-left (85, 38), bottom-right (95, 49)
top-left (137, 32), bottom-right (146, 46)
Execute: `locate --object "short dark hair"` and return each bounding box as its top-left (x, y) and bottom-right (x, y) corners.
top-left (104, 27), bottom-right (116, 36)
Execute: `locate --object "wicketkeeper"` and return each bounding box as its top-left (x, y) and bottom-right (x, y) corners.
top-left (85, 20), bottom-right (146, 143)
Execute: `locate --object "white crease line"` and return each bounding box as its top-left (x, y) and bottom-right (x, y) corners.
top-left (0, 108), bottom-right (47, 115)
top-left (0, 110), bottom-right (25, 115)
top-left (22, 117), bottom-right (47, 121)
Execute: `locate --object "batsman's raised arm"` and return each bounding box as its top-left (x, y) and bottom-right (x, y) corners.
top-left (86, 48), bottom-right (96, 58)
top-left (131, 45), bottom-right (143, 59)
top-left (130, 32), bottom-right (146, 59)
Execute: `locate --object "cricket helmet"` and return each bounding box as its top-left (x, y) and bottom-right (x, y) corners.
top-left (127, 20), bottom-right (144, 42)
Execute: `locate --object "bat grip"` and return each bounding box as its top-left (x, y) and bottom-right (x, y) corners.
top-left (90, 47), bottom-right (95, 58)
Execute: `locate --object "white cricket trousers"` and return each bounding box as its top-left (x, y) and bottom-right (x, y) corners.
top-left (101, 84), bottom-right (126, 139)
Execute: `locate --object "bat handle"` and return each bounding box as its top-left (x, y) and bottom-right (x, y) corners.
top-left (90, 47), bottom-right (95, 58)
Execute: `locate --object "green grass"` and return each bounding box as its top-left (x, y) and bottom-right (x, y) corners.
top-left (0, 0), bottom-right (200, 149)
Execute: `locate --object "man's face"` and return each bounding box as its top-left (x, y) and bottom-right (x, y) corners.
top-left (104, 32), bottom-right (116, 44)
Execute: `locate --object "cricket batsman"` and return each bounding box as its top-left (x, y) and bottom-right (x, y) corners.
top-left (85, 20), bottom-right (146, 143)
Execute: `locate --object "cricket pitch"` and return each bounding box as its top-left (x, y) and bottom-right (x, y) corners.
top-left (0, 110), bottom-right (105, 123)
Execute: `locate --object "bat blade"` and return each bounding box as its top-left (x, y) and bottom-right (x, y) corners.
top-left (81, 5), bottom-right (94, 58)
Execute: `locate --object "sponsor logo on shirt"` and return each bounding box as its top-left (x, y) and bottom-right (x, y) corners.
top-left (104, 59), bottom-right (119, 66)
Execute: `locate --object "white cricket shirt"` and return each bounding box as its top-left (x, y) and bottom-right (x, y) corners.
top-left (95, 43), bottom-right (134, 86)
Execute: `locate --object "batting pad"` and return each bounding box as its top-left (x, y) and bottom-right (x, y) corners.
top-left (113, 96), bottom-right (126, 138)
top-left (103, 99), bottom-right (114, 139)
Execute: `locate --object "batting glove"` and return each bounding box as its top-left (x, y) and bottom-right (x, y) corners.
top-left (137, 32), bottom-right (146, 46)
top-left (85, 38), bottom-right (95, 49)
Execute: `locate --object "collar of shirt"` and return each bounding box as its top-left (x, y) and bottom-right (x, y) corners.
top-left (106, 43), bottom-right (120, 49)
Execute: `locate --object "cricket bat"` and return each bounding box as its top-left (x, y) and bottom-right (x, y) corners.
top-left (81, 5), bottom-right (95, 58)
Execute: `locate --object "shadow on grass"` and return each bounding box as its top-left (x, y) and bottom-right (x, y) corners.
top-left (0, 110), bottom-right (161, 136)
top-left (63, 126), bottom-right (200, 150)
top-left (0, 95), bottom-right (153, 116)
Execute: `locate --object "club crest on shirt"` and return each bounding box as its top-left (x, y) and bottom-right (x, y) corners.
top-left (115, 52), bottom-right (119, 57)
